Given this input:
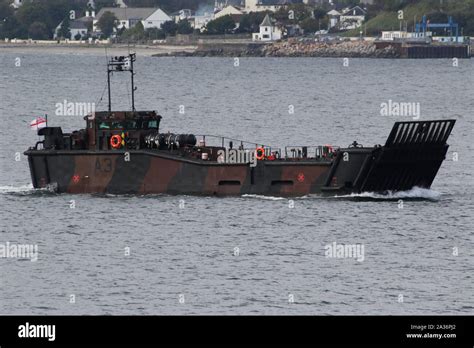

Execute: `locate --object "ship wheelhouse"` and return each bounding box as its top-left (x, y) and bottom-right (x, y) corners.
top-left (85, 111), bottom-right (162, 150)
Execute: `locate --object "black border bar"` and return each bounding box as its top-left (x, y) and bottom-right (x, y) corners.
top-left (0, 315), bottom-right (472, 346)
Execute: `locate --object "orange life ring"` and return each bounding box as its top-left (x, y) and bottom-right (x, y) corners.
top-left (255, 147), bottom-right (265, 160)
top-left (110, 134), bottom-right (122, 149)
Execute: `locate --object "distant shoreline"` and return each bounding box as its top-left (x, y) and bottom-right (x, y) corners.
top-left (1, 40), bottom-right (471, 59)
top-left (153, 39), bottom-right (472, 59)
top-left (0, 43), bottom-right (197, 57)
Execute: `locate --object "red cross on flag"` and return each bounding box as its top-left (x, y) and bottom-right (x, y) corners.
top-left (30, 117), bottom-right (47, 130)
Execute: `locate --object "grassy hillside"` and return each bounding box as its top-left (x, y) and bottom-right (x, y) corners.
top-left (345, 0), bottom-right (474, 36)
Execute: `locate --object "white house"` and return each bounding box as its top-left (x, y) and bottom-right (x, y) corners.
top-left (93, 8), bottom-right (172, 32)
top-left (142, 8), bottom-right (172, 30)
top-left (54, 12), bottom-right (94, 40)
top-left (252, 14), bottom-right (282, 41)
top-left (327, 9), bottom-right (340, 29)
top-left (68, 20), bottom-right (90, 39)
top-left (339, 6), bottom-right (366, 30)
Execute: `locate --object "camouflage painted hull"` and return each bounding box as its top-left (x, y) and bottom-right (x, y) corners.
top-left (24, 128), bottom-right (453, 196)
top-left (25, 149), bottom-right (333, 196)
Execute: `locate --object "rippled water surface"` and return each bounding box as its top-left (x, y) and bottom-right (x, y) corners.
top-left (0, 51), bottom-right (473, 314)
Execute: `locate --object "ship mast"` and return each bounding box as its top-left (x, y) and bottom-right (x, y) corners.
top-left (107, 53), bottom-right (137, 112)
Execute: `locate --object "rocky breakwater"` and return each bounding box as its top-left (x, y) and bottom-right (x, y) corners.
top-left (263, 39), bottom-right (400, 58)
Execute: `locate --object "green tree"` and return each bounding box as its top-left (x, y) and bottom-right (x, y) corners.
top-left (0, 16), bottom-right (24, 39)
top-left (177, 19), bottom-right (193, 34)
top-left (15, 0), bottom-right (79, 39)
top-left (145, 27), bottom-right (165, 40)
top-left (28, 21), bottom-right (49, 39)
top-left (450, 0), bottom-right (474, 35)
top-left (205, 15), bottom-right (235, 35)
top-left (274, 4), bottom-right (311, 24)
top-left (16, 2), bottom-right (49, 33)
top-left (0, 0), bottom-right (13, 21)
top-left (97, 11), bottom-right (117, 37)
top-left (339, 0), bottom-right (361, 8)
top-left (133, 21), bottom-right (145, 38)
top-left (300, 17), bottom-right (319, 34)
top-left (313, 8), bottom-right (327, 20)
top-left (120, 21), bottom-right (145, 41)
top-left (236, 12), bottom-right (268, 33)
top-left (0, 0), bottom-right (16, 38)
top-left (161, 20), bottom-right (178, 36)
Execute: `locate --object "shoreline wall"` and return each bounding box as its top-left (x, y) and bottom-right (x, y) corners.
top-left (191, 39), bottom-right (400, 58)
top-left (189, 39), bottom-right (471, 58)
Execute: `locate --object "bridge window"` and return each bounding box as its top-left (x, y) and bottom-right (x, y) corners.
top-left (126, 121), bottom-right (137, 129)
top-left (111, 122), bottom-right (124, 129)
top-left (147, 120), bottom-right (158, 129)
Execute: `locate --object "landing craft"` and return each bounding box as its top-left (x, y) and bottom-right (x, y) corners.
top-left (24, 54), bottom-right (455, 196)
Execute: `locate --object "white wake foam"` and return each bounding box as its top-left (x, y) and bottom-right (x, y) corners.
top-left (241, 194), bottom-right (286, 201)
top-left (0, 184), bottom-right (34, 193)
top-left (336, 186), bottom-right (441, 200)
top-left (0, 183), bottom-right (58, 195)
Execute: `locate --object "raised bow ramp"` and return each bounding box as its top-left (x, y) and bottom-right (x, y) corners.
top-left (323, 120), bottom-right (456, 193)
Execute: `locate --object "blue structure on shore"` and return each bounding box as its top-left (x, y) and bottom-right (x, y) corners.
top-left (415, 15), bottom-right (459, 41)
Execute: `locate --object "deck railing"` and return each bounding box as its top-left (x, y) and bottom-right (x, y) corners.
top-left (195, 134), bottom-right (280, 155)
top-left (194, 135), bottom-right (339, 160)
top-left (284, 145), bottom-right (340, 159)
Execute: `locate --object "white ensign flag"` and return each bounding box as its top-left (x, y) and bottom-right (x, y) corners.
top-left (30, 117), bottom-right (47, 130)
